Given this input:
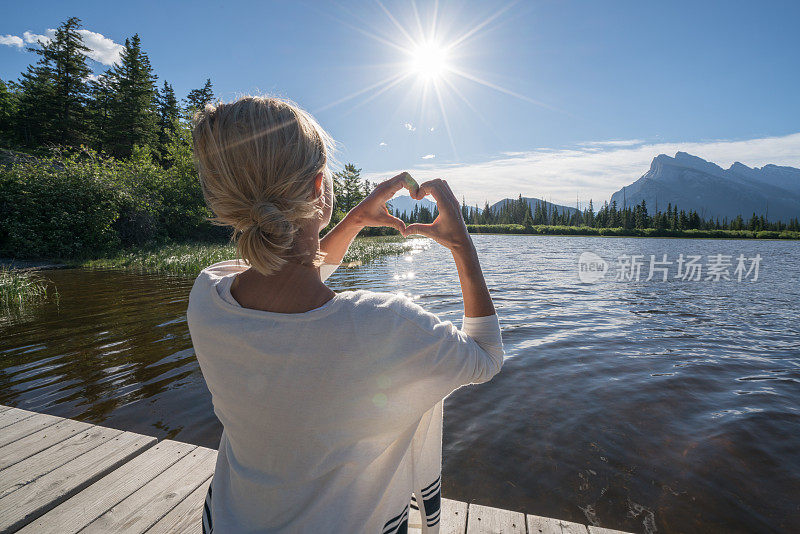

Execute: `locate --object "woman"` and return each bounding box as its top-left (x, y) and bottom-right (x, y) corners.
top-left (187, 96), bottom-right (504, 533)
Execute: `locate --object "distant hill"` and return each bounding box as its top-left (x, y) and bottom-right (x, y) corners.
top-left (386, 195), bottom-right (437, 216)
top-left (490, 197), bottom-right (579, 216)
top-left (610, 152), bottom-right (800, 221)
top-left (388, 194), bottom-right (578, 218)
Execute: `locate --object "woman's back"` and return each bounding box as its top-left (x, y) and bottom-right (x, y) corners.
top-left (188, 259), bottom-right (503, 532)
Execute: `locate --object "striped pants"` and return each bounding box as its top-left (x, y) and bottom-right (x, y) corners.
top-left (202, 478), bottom-right (213, 534)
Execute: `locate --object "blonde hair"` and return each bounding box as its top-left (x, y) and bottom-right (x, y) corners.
top-left (192, 96), bottom-right (334, 276)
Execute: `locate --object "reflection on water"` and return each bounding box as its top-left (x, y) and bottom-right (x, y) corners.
top-left (1, 235), bottom-right (798, 533)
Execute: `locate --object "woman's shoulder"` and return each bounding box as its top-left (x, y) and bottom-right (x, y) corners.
top-left (199, 259), bottom-right (249, 278)
top-left (336, 289), bottom-right (443, 331)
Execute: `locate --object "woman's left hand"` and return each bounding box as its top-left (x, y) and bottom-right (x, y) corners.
top-left (348, 172), bottom-right (418, 233)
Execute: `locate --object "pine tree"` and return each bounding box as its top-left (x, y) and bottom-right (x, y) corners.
top-left (185, 78), bottom-right (215, 111)
top-left (48, 17), bottom-right (92, 146)
top-left (523, 203), bottom-right (534, 229)
top-left (156, 80), bottom-right (180, 156)
top-left (16, 38), bottom-right (57, 147)
top-left (0, 79), bottom-right (19, 145)
top-left (635, 200), bottom-right (649, 228)
top-left (586, 199), bottom-right (595, 227)
top-left (362, 179), bottom-right (373, 197)
top-left (418, 206), bottom-right (433, 223)
top-left (14, 17), bottom-right (92, 148)
top-left (609, 200), bottom-right (620, 227)
top-left (482, 201), bottom-right (492, 224)
top-left (106, 34), bottom-right (159, 158)
top-left (334, 163), bottom-right (364, 212)
top-left (86, 73), bottom-right (114, 152)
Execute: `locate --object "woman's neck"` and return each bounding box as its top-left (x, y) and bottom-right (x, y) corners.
top-left (230, 221), bottom-right (335, 313)
top-left (230, 262), bottom-right (335, 314)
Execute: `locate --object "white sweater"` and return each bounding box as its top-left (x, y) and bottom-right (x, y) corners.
top-left (187, 259), bottom-right (505, 533)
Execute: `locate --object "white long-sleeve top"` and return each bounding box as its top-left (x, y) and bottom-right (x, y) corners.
top-left (187, 259), bottom-right (505, 533)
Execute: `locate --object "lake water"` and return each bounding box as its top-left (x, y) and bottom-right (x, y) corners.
top-left (1, 235), bottom-right (798, 533)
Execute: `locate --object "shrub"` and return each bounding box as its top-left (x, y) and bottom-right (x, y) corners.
top-left (0, 153), bottom-right (122, 258)
top-left (0, 147), bottom-right (227, 260)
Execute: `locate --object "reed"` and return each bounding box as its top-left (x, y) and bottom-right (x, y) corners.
top-left (0, 268), bottom-right (52, 310)
top-left (79, 236), bottom-right (417, 277)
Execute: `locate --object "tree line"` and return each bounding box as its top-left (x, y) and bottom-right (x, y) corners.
top-left (337, 167), bottom-right (799, 233)
top-left (0, 17), bottom-right (214, 161)
top-left (458, 195), bottom-right (800, 232)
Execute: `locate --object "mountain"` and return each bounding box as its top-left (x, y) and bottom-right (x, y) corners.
top-left (610, 152), bottom-right (800, 221)
top-left (490, 197), bottom-right (579, 216)
top-left (386, 195), bottom-right (437, 216)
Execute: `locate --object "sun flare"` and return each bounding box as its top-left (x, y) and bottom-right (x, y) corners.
top-left (316, 2), bottom-right (550, 159)
top-left (408, 41), bottom-right (449, 81)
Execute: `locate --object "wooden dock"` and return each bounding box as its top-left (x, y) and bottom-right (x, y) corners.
top-left (0, 404), bottom-right (634, 533)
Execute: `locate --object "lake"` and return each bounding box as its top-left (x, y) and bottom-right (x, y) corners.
top-left (1, 235), bottom-right (798, 533)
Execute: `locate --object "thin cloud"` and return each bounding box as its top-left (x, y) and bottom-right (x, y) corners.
top-left (370, 133), bottom-right (800, 207)
top-left (579, 139), bottom-right (645, 147)
top-left (422, 154), bottom-right (436, 159)
top-left (404, 122), bottom-right (416, 131)
top-left (23, 30), bottom-right (53, 45)
top-left (4, 28), bottom-right (123, 65)
top-left (0, 35), bottom-right (24, 48)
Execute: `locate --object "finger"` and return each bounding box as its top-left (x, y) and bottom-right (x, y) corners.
top-left (415, 179), bottom-right (458, 209)
top-left (371, 173), bottom-right (407, 202)
top-left (399, 172), bottom-right (419, 197)
top-left (379, 212), bottom-right (407, 233)
top-left (402, 223), bottom-right (435, 238)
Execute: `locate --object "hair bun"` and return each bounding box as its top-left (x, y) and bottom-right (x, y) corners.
top-left (249, 200), bottom-right (292, 237)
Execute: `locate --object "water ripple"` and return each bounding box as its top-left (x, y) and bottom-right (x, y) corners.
top-left (0, 235), bottom-right (798, 533)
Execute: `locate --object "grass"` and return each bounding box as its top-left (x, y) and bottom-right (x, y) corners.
top-left (341, 235), bottom-right (416, 265)
top-left (77, 235), bottom-right (418, 277)
top-left (0, 267), bottom-right (54, 311)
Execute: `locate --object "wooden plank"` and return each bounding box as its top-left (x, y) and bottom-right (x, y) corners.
top-left (560, 520), bottom-right (590, 534)
top-left (527, 515), bottom-right (597, 534)
top-left (0, 430), bottom-right (155, 533)
top-left (0, 411), bottom-right (64, 449)
top-left (587, 526), bottom-right (634, 534)
top-left (409, 497), bottom-right (422, 532)
top-left (0, 405), bottom-right (13, 414)
top-left (80, 444), bottom-right (217, 533)
top-left (467, 503), bottom-right (525, 533)
top-left (0, 418), bottom-right (95, 472)
top-left (441, 498), bottom-right (468, 534)
top-left (409, 496), bottom-right (466, 533)
top-left (527, 514), bottom-right (564, 534)
top-left (17, 440), bottom-right (196, 534)
top-left (146, 475), bottom-right (212, 534)
top-left (0, 407), bottom-right (38, 430)
top-left (0, 424), bottom-right (121, 497)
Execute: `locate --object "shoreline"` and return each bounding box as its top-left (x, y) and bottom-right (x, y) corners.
top-left (466, 224), bottom-right (800, 240)
top-left (2, 228), bottom-right (798, 275)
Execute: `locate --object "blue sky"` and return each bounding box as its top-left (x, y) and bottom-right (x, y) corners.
top-left (2, 0), bottom-right (799, 207)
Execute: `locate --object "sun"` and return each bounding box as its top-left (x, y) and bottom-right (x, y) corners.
top-left (408, 41), bottom-right (449, 81)
top-left (315, 2), bottom-right (552, 159)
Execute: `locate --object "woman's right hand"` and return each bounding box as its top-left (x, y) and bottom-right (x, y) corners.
top-left (401, 178), bottom-right (472, 251)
